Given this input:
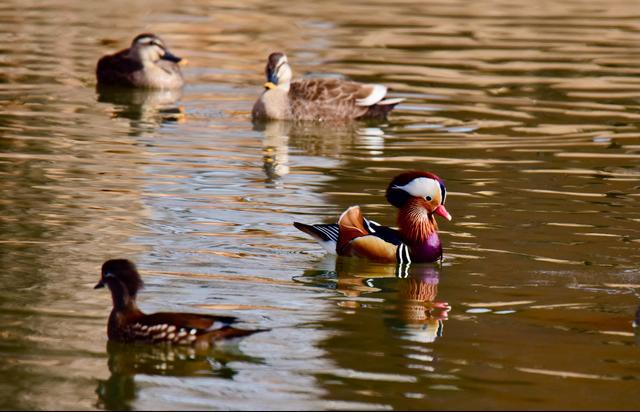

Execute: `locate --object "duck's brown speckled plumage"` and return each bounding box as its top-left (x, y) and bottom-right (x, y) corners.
top-left (252, 52), bottom-right (403, 121)
top-left (287, 78), bottom-right (397, 120)
top-left (96, 259), bottom-right (266, 348)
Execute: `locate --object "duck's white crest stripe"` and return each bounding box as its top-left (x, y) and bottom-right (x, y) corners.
top-left (393, 177), bottom-right (441, 199)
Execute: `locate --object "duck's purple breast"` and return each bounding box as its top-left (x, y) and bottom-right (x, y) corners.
top-left (409, 232), bottom-right (443, 263)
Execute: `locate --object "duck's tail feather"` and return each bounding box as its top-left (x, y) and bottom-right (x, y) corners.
top-left (208, 326), bottom-right (270, 344)
top-left (361, 98), bottom-right (405, 119)
top-left (293, 222), bottom-right (339, 254)
top-left (378, 97), bottom-right (405, 106)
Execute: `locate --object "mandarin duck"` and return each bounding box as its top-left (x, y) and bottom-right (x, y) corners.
top-left (294, 171), bottom-right (452, 264)
top-left (95, 259), bottom-right (266, 348)
top-left (96, 33), bottom-right (185, 89)
top-left (252, 52), bottom-right (404, 121)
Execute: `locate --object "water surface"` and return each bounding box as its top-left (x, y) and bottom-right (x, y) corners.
top-left (1, 0), bottom-right (640, 410)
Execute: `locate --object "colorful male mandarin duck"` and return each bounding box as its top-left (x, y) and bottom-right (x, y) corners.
top-left (252, 52), bottom-right (404, 121)
top-left (95, 259), bottom-right (265, 348)
top-left (294, 171), bottom-right (452, 264)
top-left (96, 33), bottom-right (185, 89)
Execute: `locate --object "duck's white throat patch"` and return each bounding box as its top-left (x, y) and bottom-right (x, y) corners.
top-left (393, 177), bottom-right (440, 199)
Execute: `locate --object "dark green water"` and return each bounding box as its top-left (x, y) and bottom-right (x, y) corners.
top-left (1, 0), bottom-right (639, 409)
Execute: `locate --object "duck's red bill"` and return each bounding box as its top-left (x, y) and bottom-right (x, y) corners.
top-left (434, 205), bottom-right (452, 221)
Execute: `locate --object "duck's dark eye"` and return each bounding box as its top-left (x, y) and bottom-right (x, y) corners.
top-left (425, 196), bottom-right (432, 201)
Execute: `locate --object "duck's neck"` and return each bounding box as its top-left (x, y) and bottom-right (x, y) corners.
top-left (260, 86), bottom-right (292, 119)
top-left (397, 201), bottom-right (439, 245)
top-left (107, 280), bottom-right (140, 313)
top-left (397, 201), bottom-right (442, 262)
top-left (276, 81), bottom-right (291, 93)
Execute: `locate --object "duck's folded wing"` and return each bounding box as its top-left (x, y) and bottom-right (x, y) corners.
top-left (292, 78), bottom-right (386, 104)
top-left (96, 51), bottom-right (143, 85)
top-left (290, 79), bottom-right (373, 118)
top-left (293, 222), bottom-right (339, 253)
top-left (140, 312), bottom-right (237, 330)
top-left (338, 206), bottom-right (398, 263)
top-left (127, 312), bottom-right (240, 344)
top-left (363, 218), bottom-right (403, 245)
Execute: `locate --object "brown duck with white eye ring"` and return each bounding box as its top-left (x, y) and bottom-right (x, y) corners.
top-left (96, 33), bottom-right (185, 89)
top-left (252, 52), bottom-right (404, 121)
top-left (94, 259), bottom-right (267, 348)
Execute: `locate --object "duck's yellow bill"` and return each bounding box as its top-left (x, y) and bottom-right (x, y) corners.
top-left (264, 82), bottom-right (277, 90)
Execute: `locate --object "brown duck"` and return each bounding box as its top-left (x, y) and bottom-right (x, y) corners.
top-left (96, 33), bottom-right (185, 89)
top-left (94, 259), bottom-right (266, 348)
top-left (252, 52), bottom-right (404, 121)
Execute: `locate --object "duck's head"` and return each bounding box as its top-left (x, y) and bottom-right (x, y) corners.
top-left (386, 171), bottom-right (452, 221)
top-left (264, 52), bottom-right (292, 90)
top-left (130, 33), bottom-right (182, 66)
top-left (95, 259), bottom-right (144, 301)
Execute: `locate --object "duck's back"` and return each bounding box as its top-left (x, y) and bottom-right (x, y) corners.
top-left (96, 49), bottom-right (143, 87)
top-left (289, 78), bottom-right (371, 121)
top-left (107, 309), bottom-right (260, 345)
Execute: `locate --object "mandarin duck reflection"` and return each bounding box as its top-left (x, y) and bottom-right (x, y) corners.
top-left (96, 33), bottom-right (185, 89)
top-left (95, 259), bottom-right (266, 348)
top-left (397, 267), bottom-right (450, 343)
top-left (252, 52), bottom-right (404, 121)
top-left (294, 171), bottom-right (452, 264)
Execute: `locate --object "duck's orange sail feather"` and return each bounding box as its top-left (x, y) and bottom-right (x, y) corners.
top-left (337, 206), bottom-right (397, 262)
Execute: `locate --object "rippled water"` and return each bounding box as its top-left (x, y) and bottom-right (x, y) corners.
top-left (1, 0), bottom-right (640, 410)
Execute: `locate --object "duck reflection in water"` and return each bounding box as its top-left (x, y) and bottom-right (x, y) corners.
top-left (253, 120), bottom-right (291, 182)
top-left (297, 257), bottom-right (450, 343)
top-left (634, 306), bottom-right (640, 346)
top-left (395, 265), bottom-right (450, 343)
top-left (252, 119), bottom-right (386, 182)
top-left (96, 86), bottom-right (185, 130)
top-left (95, 340), bottom-right (263, 410)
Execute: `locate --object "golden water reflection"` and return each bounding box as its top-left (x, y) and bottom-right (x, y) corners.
top-left (1, 0), bottom-right (640, 409)
top-left (96, 341), bottom-right (262, 410)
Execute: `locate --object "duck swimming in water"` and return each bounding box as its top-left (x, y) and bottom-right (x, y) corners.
top-left (95, 259), bottom-right (266, 348)
top-left (96, 33), bottom-right (184, 89)
top-left (294, 171), bottom-right (452, 264)
top-left (252, 52), bottom-right (404, 121)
